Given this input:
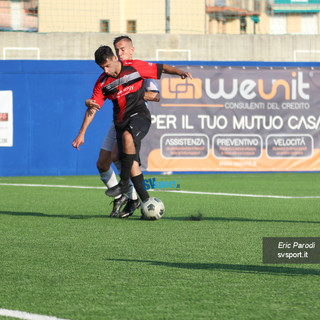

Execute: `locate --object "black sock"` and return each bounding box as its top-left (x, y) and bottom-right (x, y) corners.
top-left (120, 153), bottom-right (135, 182)
top-left (131, 174), bottom-right (149, 202)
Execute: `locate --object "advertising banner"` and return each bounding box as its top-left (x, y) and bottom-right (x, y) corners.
top-left (0, 91), bottom-right (13, 147)
top-left (141, 66), bottom-right (320, 172)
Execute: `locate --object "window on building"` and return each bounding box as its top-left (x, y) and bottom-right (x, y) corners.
top-left (127, 20), bottom-right (137, 33)
top-left (100, 20), bottom-right (110, 33)
top-left (269, 14), bottom-right (287, 34)
top-left (240, 16), bottom-right (247, 33)
top-left (215, 0), bottom-right (226, 6)
top-left (301, 14), bottom-right (318, 34)
top-left (254, 0), bottom-right (261, 12)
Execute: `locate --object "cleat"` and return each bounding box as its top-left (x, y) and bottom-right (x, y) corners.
top-left (109, 194), bottom-right (128, 217)
top-left (119, 198), bottom-right (141, 218)
top-left (105, 180), bottom-right (130, 197)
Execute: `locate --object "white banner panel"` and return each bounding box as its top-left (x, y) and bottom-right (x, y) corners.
top-left (0, 91), bottom-right (13, 147)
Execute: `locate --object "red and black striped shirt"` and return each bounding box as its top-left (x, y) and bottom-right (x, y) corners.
top-left (91, 60), bottom-right (163, 129)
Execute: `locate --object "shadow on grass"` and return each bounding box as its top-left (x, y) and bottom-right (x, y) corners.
top-left (1, 211), bottom-right (319, 224)
top-left (164, 216), bottom-right (320, 224)
top-left (0, 210), bottom-right (108, 219)
top-left (106, 258), bottom-right (320, 276)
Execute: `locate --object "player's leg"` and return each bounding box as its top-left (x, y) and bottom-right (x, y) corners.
top-left (116, 130), bottom-right (136, 192)
top-left (105, 128), bottom-right (131, 196)
top-left (105, 116), bottom-right (151, 199)
top-left (106, 141), bottom-right (149, 214)
top-left (127, 116), bottom-right (152, 203)
top-left (130, 161), bottom-right (149, 201)
top-left (128, 133), bottom-right (150, 203)
top-left (126, 117), bottom-right (151, 205)
top-left (99, 123), bottom-right (118, 187)
top-left (118, 149), bottom-right (150, 218)
top-left (112, 143), bottom-right (139, 217)
top-left (112, 143), bottom-right (138, 203)
top-left (97, 148), bottom-right (125, 192)
top-left (99, 124), bottom-right (127, 216)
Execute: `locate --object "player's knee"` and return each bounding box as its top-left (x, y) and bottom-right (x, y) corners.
top-left (96, 159), bottom-right (106, 172)
top-left (122, 131), bottom-right (135, 153)
top-left (96, 156), bottom-right (112, 172)
top-left (123, 130), bottom-right (133, 142)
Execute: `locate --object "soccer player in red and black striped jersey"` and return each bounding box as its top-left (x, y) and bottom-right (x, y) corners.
top-left (72, 45), bottom-right (192, 207)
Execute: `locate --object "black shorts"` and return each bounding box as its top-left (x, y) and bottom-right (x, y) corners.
top-left (116, 115), bottom-right (151, 165)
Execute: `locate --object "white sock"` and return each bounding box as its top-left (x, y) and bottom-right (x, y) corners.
top-left (100, 168), bottom-right (121, 199)
top-left (114, 160), bottom-right (137, 200)
top-left (128, 180), bottom-right (138, 200)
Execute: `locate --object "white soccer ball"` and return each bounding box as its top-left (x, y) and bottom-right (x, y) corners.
top-left (141, 197), bottom-right (165, 220)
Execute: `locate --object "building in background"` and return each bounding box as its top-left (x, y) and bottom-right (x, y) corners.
top-left (35, 0), bottom-right (206, 34)
top-left (0, 0), bottom-right (37, 31)
top-left (1, 0), bottom-right (320, 34)
top-left (206, 0), bottom-right (269, 34)
top-left (271, 0), bottom-right (320, 34)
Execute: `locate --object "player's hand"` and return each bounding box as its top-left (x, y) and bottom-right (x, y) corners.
top-left (72, 133), bottom-right (85, 150)
top-left (180, 72), bottom-right (192, 80)
top-left (85, 99), bottom-right (101, 111)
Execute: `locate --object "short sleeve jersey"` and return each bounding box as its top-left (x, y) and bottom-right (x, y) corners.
top-left (91, 60), bottom-right (163, 129)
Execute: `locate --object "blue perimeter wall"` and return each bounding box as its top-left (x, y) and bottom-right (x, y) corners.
top-left (1, 60), bottom-right (320, 177)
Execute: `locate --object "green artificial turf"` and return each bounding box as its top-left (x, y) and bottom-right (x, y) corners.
top-left (0, 173), bottom-right (319, 320)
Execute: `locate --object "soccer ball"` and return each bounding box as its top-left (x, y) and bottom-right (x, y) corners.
top-left (141, 197), bottom-right (165, 220)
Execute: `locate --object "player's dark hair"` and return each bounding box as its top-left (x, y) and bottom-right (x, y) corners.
top-left (113, 35), bottom-right (133, 47)
top-left (94, 46), bottom-right (115, 65)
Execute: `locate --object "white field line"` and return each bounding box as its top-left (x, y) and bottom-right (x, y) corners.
top-left (0, 183), bottom-right (105, 189)
top-left (0, 308), bottom-right (70, 320)
top-left (157, 189), bottom-right (320, 199)
top-left (0, 183), bottom-right (319, 199)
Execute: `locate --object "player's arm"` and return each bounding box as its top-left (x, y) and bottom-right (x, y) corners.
top-left (162, 64), bottom-right (192, 79)
top-left (85, 99), bottom-right (101, 111)
top-left (144, 79), bottom-right (160, 102)
top-left (85, 74), bottom-right (105, 111)
top-left (144, 91), bottom-right (160, 102)
top-left (72, 108), bottom-right (97, 150)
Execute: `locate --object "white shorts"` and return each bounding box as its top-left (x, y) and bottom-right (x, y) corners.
top-left (101, 122), bottom-right (117, 151)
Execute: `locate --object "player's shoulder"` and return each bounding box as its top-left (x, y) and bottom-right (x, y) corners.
top-left (123, 59), bottom-right (153, 68)
top-left (96, 72), bottom-right (110, 87)
top-left (123, 59), bottom-right (142, 64)
top-left (97, 72), bottom-right (107, 82)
